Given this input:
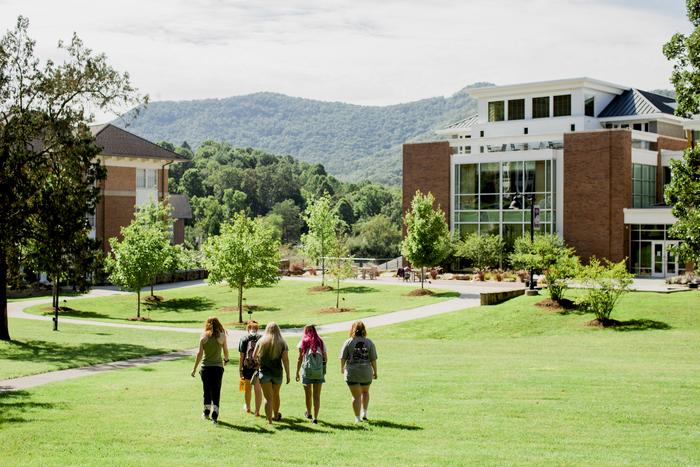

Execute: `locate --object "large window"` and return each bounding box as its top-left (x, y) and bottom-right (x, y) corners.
top-left (632, 163), bottom-right (656, 208)
top-left (488, 101), bottom-right (505, 122)
top-left (508, 99), bottom-right (525, 120)
top-left (585, 96), bottom-right (595, 117)
top-left (553, 94), bottom-right (571, 117)
top-left (532, 97), bottom-right (550, 119)
top-left (136, 168), bottom-right (157, 189)
top-left (453, 160), bottom-right (556, 244)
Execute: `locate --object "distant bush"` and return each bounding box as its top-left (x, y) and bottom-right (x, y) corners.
top-left (576, 258), bottom-right (633, 323)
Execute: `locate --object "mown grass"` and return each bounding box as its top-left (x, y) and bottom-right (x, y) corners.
top-left (2, 290), bottom-right (699, 465)
top-left (0, 318), bottom-right (197, 380)
top-left (23, 279), bottom-right (457, 329)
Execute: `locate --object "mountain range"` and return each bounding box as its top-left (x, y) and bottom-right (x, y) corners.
top-left (115, 85), bottom-right (674, 186)
top-left (114, 84), bottom-right (496, 185)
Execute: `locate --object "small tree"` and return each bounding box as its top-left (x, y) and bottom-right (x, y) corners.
top-left (133, 200), bottom-right (177, 298)
top-left (664, 146), bottom-right (700, 270)
top-left (301, 193), bottom-right (343, 287)
top-left (401, 191), bottom-right (451, 289)
top-left (328, 234), bottom-right (354, 309)
top-left (576, 258), bottom-right (634, 324)
top-left (204, 212), bottom-right (281, 323)
top-left (106, 224), bottom-right (170, 319)
top-left (456, 233), bottom-right (504, 271)
top-left (510, 234), bottom-right (578, 303)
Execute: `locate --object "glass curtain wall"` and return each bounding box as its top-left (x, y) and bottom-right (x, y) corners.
top-left (630, 224), bottom-right (683, 276)
top-left (454, 160), bottom-right (556, 245)
top-left (632, 163), bottom-right (656, 208)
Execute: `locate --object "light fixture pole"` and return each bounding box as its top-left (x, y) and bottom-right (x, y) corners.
top-left (528, 194), bottom-right (535, 291)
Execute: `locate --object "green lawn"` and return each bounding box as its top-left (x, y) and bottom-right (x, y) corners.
top-left (2, 291), bottom-right (699, 465)
top-left (0, 318), bottom-right (197, 380)
top-left (23, 279), bottom-right (457, 329)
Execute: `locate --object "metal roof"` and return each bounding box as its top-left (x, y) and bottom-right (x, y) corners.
top-left (598, 89), bottom-right (676, 118)
top-left (442, 114), bottom-right (478, 131)
top-left (90, 124), bottom-right (188, 162)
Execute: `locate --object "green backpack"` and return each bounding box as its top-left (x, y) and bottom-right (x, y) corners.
top-left (302, 349), bottom-right (324, 380)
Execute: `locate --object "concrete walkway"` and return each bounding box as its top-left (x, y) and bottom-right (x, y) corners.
top-left (1, 278), bottom-right (484, 392)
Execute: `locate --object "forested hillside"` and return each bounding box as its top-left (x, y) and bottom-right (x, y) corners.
top-left (116, 84), bottom-right (490, 185)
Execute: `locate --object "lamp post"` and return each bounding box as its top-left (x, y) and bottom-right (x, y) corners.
top-left (527, 194), bottom-right (535, 291)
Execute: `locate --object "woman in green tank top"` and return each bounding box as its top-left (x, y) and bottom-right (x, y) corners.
top-left (191, 316), bottom-right (229, 424)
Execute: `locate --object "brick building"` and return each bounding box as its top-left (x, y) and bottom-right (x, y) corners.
top-left (403, 78), bottom-right (691, 277)
top-left (89, 123), bottom-right (191, 250)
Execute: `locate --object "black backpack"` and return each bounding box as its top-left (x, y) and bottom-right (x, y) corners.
top-left (242, 336), bottom-right (258, 369)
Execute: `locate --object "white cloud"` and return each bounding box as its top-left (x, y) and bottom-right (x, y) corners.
top-left (0, 0), bottom-right (691, 109)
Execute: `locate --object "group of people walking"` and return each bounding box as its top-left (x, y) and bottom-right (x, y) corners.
top-left (191, 317), bottom-right (378, 425)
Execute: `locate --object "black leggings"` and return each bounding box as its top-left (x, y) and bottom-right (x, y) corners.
top-left (200, 366), bottom-right (224, 408)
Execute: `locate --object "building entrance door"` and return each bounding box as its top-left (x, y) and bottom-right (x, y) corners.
top-left (651, 241), bottom-right (679, 278)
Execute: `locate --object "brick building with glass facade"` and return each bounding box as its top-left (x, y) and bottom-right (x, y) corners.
top-left (403, 78), bottom-right (691, 277)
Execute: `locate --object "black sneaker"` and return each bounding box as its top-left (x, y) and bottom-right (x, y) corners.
top-left (211, 411), bottom-right (219, 423)
top-left (275, 412), bottom-right (282, 422)
top-left (362, 415), bottom-right (368, 421)
top-left (304, 411), bottom-right (312, 420)
top-left (312, 419), bottom-right (318, 424)
top-left (202, 409), bottom-right (211, 420)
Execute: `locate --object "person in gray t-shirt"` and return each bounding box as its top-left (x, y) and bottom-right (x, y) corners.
top-left (340, 321), bottom-right (378, 423)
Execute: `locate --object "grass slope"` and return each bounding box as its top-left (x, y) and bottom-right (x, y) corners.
top-left (0, 319), bottom-right (196, 380)
top-left (2, 291), bottom-right (699, 465)
top-left (23, 280), bottom-right (457, 329)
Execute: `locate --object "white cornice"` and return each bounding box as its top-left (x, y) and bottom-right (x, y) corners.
top-left (467, 77), bottom-right (628, 99)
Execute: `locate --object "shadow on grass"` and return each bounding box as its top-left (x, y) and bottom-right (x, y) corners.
top-left (610, 319), bottom-right (671, 332)
top-left (148, 297), bottom-right (215, 313)
top-left (277, 324), bottom-right (310, 330)
top-left (273, 416), bottom-right (322, 433)
top-left (0, 390), bottom-right (60, 427)
top-left (216, 420), bottom-right (273, 433)
top-left (368, 419), bottom-right (423, 430)
top-left (317, 419), bottom-right (366, 431)
top-left (431, 292), bottom-right (460, 298)
top-left (5, 339), bottom-right (171, 367)
top-left (40, 308), bottom-right (111, 319)
top-left (339, 286), bottom-right (379, 294)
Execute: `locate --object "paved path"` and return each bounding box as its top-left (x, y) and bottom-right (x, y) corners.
top-left (0, 277), bottom-right (493, 392)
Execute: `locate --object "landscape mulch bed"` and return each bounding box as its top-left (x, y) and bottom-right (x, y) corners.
top-left (307, 285), bottom-right (333, 293)
top-left (405, 289), bottom-right (434, 297)
top-left (586, 318), bottom-right (623, 328)
top-left (534, 298), bottom-right (577, 311)
top-left (127, 316), bottom-right (153, 321)
top-left (318, 307), bottom-right (355, 313)
top-left (143, 295), bottom-right (165, 303)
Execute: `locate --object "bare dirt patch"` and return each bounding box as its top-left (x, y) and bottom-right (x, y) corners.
top-left (586, 318), bottom-right (622, 328)
top-left (127, 316), bottom-right (153, 322)
top-left (318, 307), bottom-right (355, 313)
top-left (144, 295), bottom-right (165, 303)
top-left (307, 285), bottom-right (333, 293)
top-left (405, 289), bottom-right (434, 297)
top-left (535, 298), bottom-right (576, 311)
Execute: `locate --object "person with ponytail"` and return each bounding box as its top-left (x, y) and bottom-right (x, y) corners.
top-left (340, 321), bottom-right (378, 423)
top-left (191, 316), bottom-right (229, 424)
top-left (252, 322), bottom-right (290, 424)
top-left (295, 325), bottom-right (327, 424)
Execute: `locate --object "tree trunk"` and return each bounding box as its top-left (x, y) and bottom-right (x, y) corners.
top-left (53, 277), bottom-right (59, 331)
top-left (336, 276), bottom-right (340, 309)
top-left (150, 281), bottom-right (154, 298)
top-left (421, 267), bottom-right (425, 289)
top-left (238, 284), bottom-right (244, 324)
top-left (320, 230), bottom-right (325, 287)
top-left (0, 248), bottom-right (10, 341)
top-left (137, 289), bottom-right (141, 318)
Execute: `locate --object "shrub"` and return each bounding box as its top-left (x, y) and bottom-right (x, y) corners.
top-left (576, 258), bottom-right (634, 323)
top-left (456, 233), bottom-right (505, 271)
top-left (546, 254), bottom-right (580, 303)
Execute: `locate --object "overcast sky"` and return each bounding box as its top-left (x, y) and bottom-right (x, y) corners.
top-left (0, 0), bottom-right (691, 109)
